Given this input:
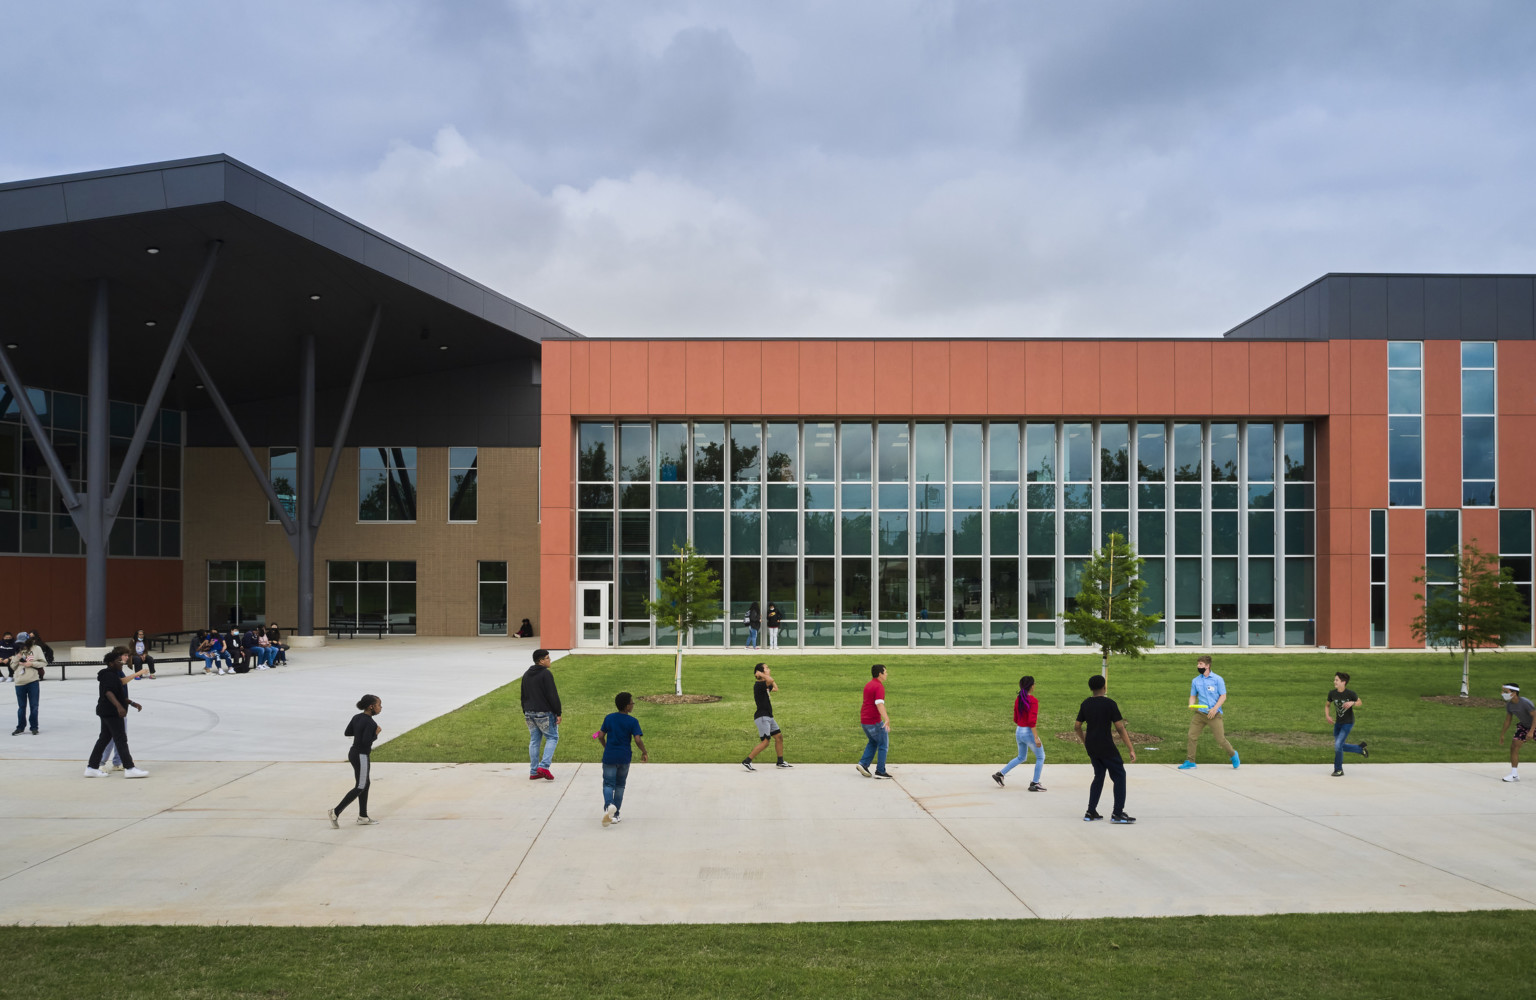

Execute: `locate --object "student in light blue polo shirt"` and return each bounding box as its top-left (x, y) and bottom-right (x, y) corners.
top-left (1178, 655), bottom-right (1239, 770)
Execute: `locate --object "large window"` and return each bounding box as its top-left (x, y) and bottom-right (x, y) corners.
top-left (358, 447), bottom-right (416, 522)
top-left (328, 560), bottom-right (417, 634)
top-left (0, 387), bottom-right (182, 557)
top-left (1500, 510), bottom-right (1532, 646)
top-left (479, 560), bottom-right (507, 635)
top-left (269, 446), bottom-right (296, 521)
top-left (1462, 343), bottom-right (1495, 507)
top-left (208, 560), bottom-right (265, 629)
top-left (1388, 342), bottom-right (1423, 507)
top-left (573, 419), bottom-right (1314, 648)
top-left (449, 447), bottom-right (478, 522)
top-left (1424, 509), bottom-right (1461, 641)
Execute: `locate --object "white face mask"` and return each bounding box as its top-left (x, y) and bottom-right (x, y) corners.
top-left (1503, 691), bottom-right (1516, 702)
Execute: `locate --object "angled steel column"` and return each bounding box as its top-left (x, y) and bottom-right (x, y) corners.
top-left (312, 305), bottom-right (379, 526)
top-left (296, 333), bottom-right (317, 636)
top-left (84, 280), bottom-right (110, 646)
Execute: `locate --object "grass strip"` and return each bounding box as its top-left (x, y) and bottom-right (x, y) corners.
top-left (0, 913), bottom-right (1526, 1000)
top-left (375, 650), bottom-right (1536, 765)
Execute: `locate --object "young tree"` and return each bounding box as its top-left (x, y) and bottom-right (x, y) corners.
top-left (645, 541), bottom-right (723, 696)
top-left (1061, 532), bottom-right (1162, 683)
top-left (1412, 540), bottom-right (1530, 698)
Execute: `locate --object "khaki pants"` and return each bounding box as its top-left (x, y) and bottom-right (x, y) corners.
top-left (1187, 712), bottom-right (1234, 761)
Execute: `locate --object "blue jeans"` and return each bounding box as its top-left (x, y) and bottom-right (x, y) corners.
top-left (526, 712), bottom-right (558, 772)
top-left (747, 626), bottom-right (759, 648)
top-left (1000, 725), bottom-right (1044, 783)
top-left (602, 760), bottom-right (631, 814)
top-left (859, 723), bottom-right (889, 771)
top-left (1333, 722), bottom-right (1364, 770)
top-left (14, 680), bottom-right (39, 731)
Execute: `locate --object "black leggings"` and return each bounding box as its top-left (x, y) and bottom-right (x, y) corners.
top-left (335, 749), bottom-right (370, 817)
top-left (88, 713), bottom-right (134, 770)
top-left (132, 653), bottom-right (155, 675)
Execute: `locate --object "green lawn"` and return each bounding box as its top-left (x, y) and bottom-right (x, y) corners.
top-left (0, 913), bottom-right (1527, 999)
top-left (375, 651), bottom-right (1536, 765)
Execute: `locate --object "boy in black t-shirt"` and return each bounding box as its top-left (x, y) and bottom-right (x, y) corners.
top-left (1324, 671), bottom-right (1367, 776)
top-left (742, 662), bottom-right (791, 771)
top-left (1074, 675), bottom-right (1137, 824)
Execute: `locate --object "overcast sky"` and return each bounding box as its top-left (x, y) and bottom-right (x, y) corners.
top-left (5, 2), bottom-right (1536, 339)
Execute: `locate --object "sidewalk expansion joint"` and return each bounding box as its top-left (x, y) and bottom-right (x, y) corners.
top-left (482, 763), bottom-right (579, 923)
top-left (891, 773), bottom-right (1040, 918)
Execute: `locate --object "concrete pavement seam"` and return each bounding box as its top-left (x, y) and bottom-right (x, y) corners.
top-left (889, 773), bottom-right (1040, 919)
top-left (1173, 764), bottom-right (1536, 908)
top-left (481, 762), bottom-right (581, 924)
top-left (0, 761), bottom-right (277, 888)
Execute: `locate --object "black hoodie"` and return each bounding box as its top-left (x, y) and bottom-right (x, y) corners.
top-left (520, 662), bottom-right (562, 715)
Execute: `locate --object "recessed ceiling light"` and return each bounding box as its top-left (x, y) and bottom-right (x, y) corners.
top-left (4, 343), bottom-right (17, 350)
top-left (194, 383), bottom-right (205, 390)
top-left (309, 294), bottom-right (321, 301)
top-left (145, 320), bottom-right (157, 328)
top-left (145, 247), bottom-right (160, 255)
top-left (439, 345), bottom-right (448, 351)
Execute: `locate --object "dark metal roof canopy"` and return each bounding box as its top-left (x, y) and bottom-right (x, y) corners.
top-left (1224, 273), bottom-right (1536, 342)
top-left (0, 155), bottom-right (580, 644)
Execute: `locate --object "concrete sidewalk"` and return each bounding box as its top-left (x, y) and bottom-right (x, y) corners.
top-left (1, 760), bottom-right (1531, 925)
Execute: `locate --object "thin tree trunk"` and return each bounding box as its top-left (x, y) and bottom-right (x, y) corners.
top-left (1101, 649), bottom-right (1108, 681)
top-left (675, 629), bottom-right (684, 696)
top-left (1461, 645), bottom-right (1471, 699)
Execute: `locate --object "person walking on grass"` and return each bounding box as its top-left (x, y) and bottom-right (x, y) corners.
top-left (855, 663), bottom-right (892, 779)
top-left (521, 648), bottom-right (561, 781)
top-left (742, 662), bottom-right (791, 771)
top-left (1179, 654), bottom-right (1239, 770)
top-left (1500, 683), bottom-right (1535, 782)
top-left (329, 694), bottom-right (382, 827)
top-left (1325, 671), bottom-right (1368, 777)
top-left (599, 691), bottom-right (647, 826)
top-left (84, 648), bottom-right (148, 779)
top-left (992, 675), bottom-right (1045, 791)
top-left (1075, 674), bottom-right (1136, 824)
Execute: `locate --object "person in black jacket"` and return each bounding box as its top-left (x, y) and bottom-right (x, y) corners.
top-left (329, 694), bottom-right (382, 826)
top-left (521, 649), bottom-right (562, 781)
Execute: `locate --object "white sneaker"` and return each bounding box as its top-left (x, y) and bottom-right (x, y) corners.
top-left (356, 816), bottom-right (379, 826)
top-left (327, 809), bottom-right (339, 828)
top-left (109, 763), bottom-right (124, 772)
top-left (603, 804), bottom-right (616, 827)
top-left (124, 767), bottom-right (150, 779)
top-left (1504, 773), bottom-right (1520, 782)
top-left (609, 815), bottom-right (621, 825)
top-left (83, 767), bottom-right (106, 778)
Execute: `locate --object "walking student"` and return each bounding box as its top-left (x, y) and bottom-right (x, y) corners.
top-left (599, 691), bottom-right (647, 826)
top-left (1325, 671), bottom-right (1368, 776)
top-left (521, 648), bottom-right (561, 780)
top-left (329, 694), bottom-right (382, 826)
top-left (1500, 683), bottom-right (1535, 782)
top-left (11, 640), bottom-right (43, 735)
top-left (1179, 655), bottom-right (1239, 770)
top-left (992, 675), bottom-right (1045, 790)
top-left (766, 603), bottom-right (782, 649)
top-left (1074, 674), bottom-right (1136, 824)
top-left (855, 663), bottom-right (892, 779)
top-left (742, 662), bottom-right (791, 771)
top-left (84, 647), bottom-right (148, 779)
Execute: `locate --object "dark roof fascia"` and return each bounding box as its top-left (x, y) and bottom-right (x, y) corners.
top-left (0, 154), bottom-right (583, 342)
top-left (1223, 272), bottom-right (1536, 339)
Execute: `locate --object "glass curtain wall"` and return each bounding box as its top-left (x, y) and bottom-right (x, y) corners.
top-left (574, 421), bottom-right (1316, 647)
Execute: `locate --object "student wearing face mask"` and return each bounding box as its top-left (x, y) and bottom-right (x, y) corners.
top-left (1178, 655), bottom-right (1239, 771)
top-left (1500, 684), bottom-right (1535, 783)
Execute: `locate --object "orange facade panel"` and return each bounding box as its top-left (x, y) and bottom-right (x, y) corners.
top-left (1424, 341), bottom-right (1461, 415)
top-left (950, 340), bottom-right (988, 415)
top-left (684, 341), bottom-right (725, 415)
top-left (799, 342), bottom-right (837, 415)
top-left (1285, 343), bottom-right (1308, 414)
top-left (1423, 413), bottom-right (1461, 509)
top-left (987, 341), bottom-right (1028, 413)
top-left (1500, 341), bottom-right (1536, 415)
top-left (1136, 341), bottom-right (1175, 415)
top-left (1305, 341), bottom-right (1331, 414)
top-left (609, 340), bottom-right (649, 415)
top-left (541, 340), bottom-right (571, 414)
top-left (1350, 341), bottom-right (1388, 414)
top-left (1502, 415), bottom-right (1536, 509)
top-left (1173, 342), bottom-right (1213, 415)
top-left (1062, 341), bottom-right (1101, 414)
top-left (1099, 340), bottom-right (1136, 415)
top-left (874, 340), bottom-right (914, 415)
top-left (648, 341), bottom-right (686, 415)
top-left (722, 341), bottom-right (763, 415)
top-left (761, 342), bottom-right (800, 414)
top-left (911, 341), bottom-right (949, 415)
top-left (1023, 341), bottom-right (1063, 415)
top-left (836, 341), bottom-right (876, 414)
top-left (1210, 342), bottom-right (1248, 415)
top-left (1247, 342), bottom-right (1286, 415)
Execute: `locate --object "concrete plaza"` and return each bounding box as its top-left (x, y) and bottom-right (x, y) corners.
top-left (1, 639), bottom-right (1532, 925)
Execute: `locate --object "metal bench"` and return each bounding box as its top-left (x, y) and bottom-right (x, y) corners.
top-left (42, 656), bottom-right (199, 681)
top-left (327, 622), bottom-right (389, 639)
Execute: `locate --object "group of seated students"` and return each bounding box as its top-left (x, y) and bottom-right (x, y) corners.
top-left (189, 625), bottom-right (289, 675)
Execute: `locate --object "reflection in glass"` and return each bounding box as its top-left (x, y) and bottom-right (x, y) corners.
top-left (989, 423), bottom-right (1020, 481)
top-left (1026, 424), bottom-right (1055, 482)
top-left (1138, 423), bottom-right (1166, 481)
top-left (914, 424), bottom-right (946, 483)
top-left (953, 424), bottom-right (982, 482)
top-left (694, 423), bottom-right (724, 482)
top-left (730, 423), bottom-right (762, 482)
top-left (765, 423), bottom-right (797, 482)
top-left (878, 423), bottom-right (910, 481)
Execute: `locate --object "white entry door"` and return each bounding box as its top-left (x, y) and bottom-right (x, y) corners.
top-left (576, 583), bottom-right (611, 647)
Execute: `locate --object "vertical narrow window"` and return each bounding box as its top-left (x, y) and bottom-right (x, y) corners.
top-left (1388, 341), bottom-right (1423, 506)
top-left (1099, 422), bottom-right (1129, 548)
top-left (479, 561), bottom-right (507, 635)
top-left (577, 423), bottom-right (616, 557)
top-left (1210, 423), bottom-right (1239, 646)
top-left (1247, 423), bottom-right (1276, 645)
top-left (988, 423), bottom-right (1021, 646)
top-left (1136, 423), bottom-right (1166, 645)
top-left (1424, 509), bottom-right (1461, 641)
top-left (268, 447), bottom-right (296, 522)
top-left (1370, 510), bottom-right (1388, 647)
top-left (1282, 422), bottom-right (1315, 645)
top-left (448, 447), bottom-right (478, 522)
top-left (1025, 422), bottom-right (1057, 645)
top-left (1500, 509), bottom-right (1533, 646)
top-left (1462, 342), bottom-right (1495, 506)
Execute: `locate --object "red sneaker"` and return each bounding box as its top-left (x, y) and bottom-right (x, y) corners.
top-left (528, 772), bottom-right (541, 780)
top-left (537, 767), bottom-right (555, 781)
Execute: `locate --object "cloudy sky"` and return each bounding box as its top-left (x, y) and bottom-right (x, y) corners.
top-left (5, 1), bottom-right (1536, 339)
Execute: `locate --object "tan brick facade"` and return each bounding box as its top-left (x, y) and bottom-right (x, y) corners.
top-left (182, 446), bottom-right (540, 636)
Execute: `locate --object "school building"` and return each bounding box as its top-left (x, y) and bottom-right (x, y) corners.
top-left (0, 157), bottom-right (1531, 651)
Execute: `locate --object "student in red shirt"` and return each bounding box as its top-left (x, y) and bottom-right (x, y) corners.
top-left (992, 675), bottom-right (1046, 791)
top-left (855, 664), bottom-right (891, 779)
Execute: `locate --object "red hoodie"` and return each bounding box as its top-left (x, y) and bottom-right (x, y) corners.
top-left (1013, 691), bottom-right (1039, 727)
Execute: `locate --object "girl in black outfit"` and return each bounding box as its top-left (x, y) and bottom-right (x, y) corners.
top-left (130, 629), bottom-right (156, 678)
top-left (329, 694), bottom-right (382, 827)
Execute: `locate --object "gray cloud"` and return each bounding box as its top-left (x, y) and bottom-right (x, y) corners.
top-left (4, 2), bottom-right (1536, 339)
